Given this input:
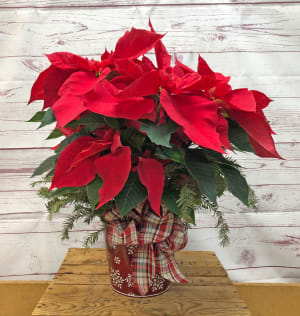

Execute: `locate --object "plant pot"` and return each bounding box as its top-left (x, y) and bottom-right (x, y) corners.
top-left (104, 202), bottom-right (188, 297)
top-left (106, 243), bottom-right (170, 297)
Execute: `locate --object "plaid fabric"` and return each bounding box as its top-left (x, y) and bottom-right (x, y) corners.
top-left (104, 202), bottom-right (188, 295)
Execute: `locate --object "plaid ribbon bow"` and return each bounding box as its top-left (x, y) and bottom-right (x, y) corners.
top-left (104, 202), bottom-right (189, 295)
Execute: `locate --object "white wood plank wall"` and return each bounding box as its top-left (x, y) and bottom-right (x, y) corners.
top-left (0, 0), bottom-right (300, 282)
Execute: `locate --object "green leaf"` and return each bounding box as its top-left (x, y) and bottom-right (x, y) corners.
top-left (27, 111), bottom-right (46, 122)
top-left (104, 117), bottom-right (122, 129)
top-left (55, 128), bottom-right (90, 154)
top-left (120, 127), bottom-right (146, 152)
top-left (46, 128), bottom-right (63, 139)
top-left (31, 155), bottom-right (58, 177)
top-left (155, 146), bottom-right (185, 164)
top-left (115, 172), bottom-right (147, 217)
top-left (141, 122), bottom-right (177, 147)
top-left (216, 172), bottom-right (226, 197)
top-left (86, 175), bottom-right (103, 211)
top-left (46, 168), bottom-right (55, 177)
top-left (202, 148), bottom-right (241, 169)
top-left (219, 164), bottom-right (249, 206)
top-left (38, 108), bottom-right (56, 129)
top-left (185, 149), bottom-right (217, 203)
top-left (162, 187), bottom-right (180, 215)
top-left (228, 119), bottom-right (254, 153)
top-left (66, 113), bottom-right (105, 131)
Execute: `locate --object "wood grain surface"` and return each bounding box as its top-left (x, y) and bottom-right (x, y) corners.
top-left (0, 1), bottom-right (299, 284)
top-left (31, 249), bottom-right (250, 316)
top-left (1, 0), bottom-right (300, 8)
top-left (1, 6), bottom-right (300, 56)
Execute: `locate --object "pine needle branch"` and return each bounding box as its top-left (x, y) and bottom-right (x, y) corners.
top-left (61, 204), bottom-right (94, 240)
top-left (31, 175), bottom-right (53, 187)
top-left (248, 187), bottom-right (259, 212)
top-left (199, 195), bottom-right (230, 247)
top-left (164, 163), bottom-right (187, 178)
top-left (83, 229), bottom-right (105, 248)
top-left (177, 182), bottom-right (197, 224)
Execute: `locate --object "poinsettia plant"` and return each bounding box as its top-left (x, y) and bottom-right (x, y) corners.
top-left (28, 21), bottom-right (281, 247)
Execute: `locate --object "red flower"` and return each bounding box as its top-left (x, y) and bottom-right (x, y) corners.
top-left (150, 50), bottom-right (230, 153)
top-left (52, 94), bottom-right (87, 127)
top-left (83, 80), bottom-right (156, 120)
top-left (28, 66), bottom-right (74, 110)
top-left (50, 130), bottom-right (132, 207)
top-left (29, 24), bottom-right (281, 161)
top-left (160, 89), bottom-right (225, 153)
top-left (229, 109), bottom-right (282, 159)
top-left (94, 131), bottom-right (131, 208)
top-left (149, 19), bottom-right (171, 70)
top-left (28, 52), bottom-right (100, 108)
top-left (113, 27), bottom-right (164, 60)
top-left (50, 135), bottom-right (102, 189)
top-left (137, 157), bottom-right (165, 215)
top-left (205, 73), bottom-right (281, 158)
top-left (46, 52), bottom-right (95, 71)
top-left (29, 27), bottom-right (166, 128)
top-left (28, 65), bottom-right (55, 105)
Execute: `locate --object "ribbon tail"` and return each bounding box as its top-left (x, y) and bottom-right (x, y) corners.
top-left (156, 250), bottom-right (189, 284)
top-left (132, 244), bottom-right (156, 296)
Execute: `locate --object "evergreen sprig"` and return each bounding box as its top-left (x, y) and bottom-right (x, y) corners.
top-left (164, 162), bottom-right (186, 178)
top-left (177, 182), bottom-right (197, 224)
top-left (248, 187), bottom-right (259, 211)
top-left (34, 175), bottom-right (113, 247)
top-left (175, 178), bottom-right (230, 247)
top-left (199, 195), bottom-right (230, 247)
top-left (83, 229), bottom-right (105, 248)
top-left (61, 204), bottom-right (94, 240)
top-left (37, 185), bottom-right (88, 219)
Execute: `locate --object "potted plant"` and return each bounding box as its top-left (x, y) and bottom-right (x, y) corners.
top-left (27, 21), bottom-right (281, 297)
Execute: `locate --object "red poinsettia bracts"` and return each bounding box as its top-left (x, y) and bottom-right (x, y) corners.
top-left (113, 27), bottom-right (164, 60)
top-left (137, 157), bottom-right (165, 215)
top-left (50, 129), bottom-right (132, 207)
top-left (49, 135), bottom-right (102, 189)
top-left (160, 90), bottom-right (225, 153)
top-left (94, 131), bottom-right (132, 208)
top-left (28, 22), bottom-right (282, 219)
top-left (149, 20), bottom-right (171, 70)
top-left (203, 72), bottom-right (282, 158)
top-left (28, 29), bottom-right (165, 128)
top-left (84, 75), bottom-right (158, 120)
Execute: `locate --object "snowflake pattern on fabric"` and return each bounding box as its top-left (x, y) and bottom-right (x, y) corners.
top-left (125, 273), bottom-right (134, 287)
top-left (110, 268), bottom-right (124, 289)
top-left (114, 256), bottom-right (120, 264)
top-left (127, 245), bottom-right (137, 255)
top-left (108, 243), bottom-right (117, 249)
top-left (150, 274), bottom-right (165, 291)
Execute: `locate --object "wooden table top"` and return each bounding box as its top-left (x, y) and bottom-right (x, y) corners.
top-left (32, 248), bottom-right (251, 316)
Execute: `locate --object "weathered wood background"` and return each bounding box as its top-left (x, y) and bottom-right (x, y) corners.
top-left (0, 0), bottom-right (300, 283)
